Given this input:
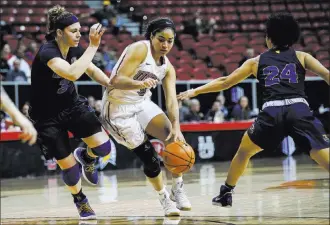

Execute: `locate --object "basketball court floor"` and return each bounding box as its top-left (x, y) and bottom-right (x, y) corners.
top-left (1, 154), bottom-right (329, 225)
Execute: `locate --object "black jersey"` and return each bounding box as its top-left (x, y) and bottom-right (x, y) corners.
top-left (257, 47), bottom-right (307, 104)
top-left (30, 40), bottom-right (84, 119)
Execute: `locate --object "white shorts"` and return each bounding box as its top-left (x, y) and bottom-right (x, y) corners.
top-left (101, 99), bottom-right (163, 149)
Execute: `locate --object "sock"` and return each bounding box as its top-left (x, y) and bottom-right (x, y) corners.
top-left (82, 148), bottom-right (96, 164)
top-left (158, 186), bottom-right (166, 198)
top-left (172, 176), bottom-right (183, 190)
top-left (225, 182), bottom-right (235, 190)
top-left (72, 189), bottom-right (86, 203)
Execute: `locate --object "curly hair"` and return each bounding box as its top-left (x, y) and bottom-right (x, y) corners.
top-left (144, 17), bottom-right (175, 40)
top-left (46, 5), bottom-right (75, 38)
top-left (266, 13), bottom-right (300, 47)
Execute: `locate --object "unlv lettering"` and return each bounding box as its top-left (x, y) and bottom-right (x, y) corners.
top-left (133, 70), bottom-right (159, 96)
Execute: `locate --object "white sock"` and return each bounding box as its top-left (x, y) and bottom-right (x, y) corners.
top-left (158, 186), bottom-right (166, 197)
top-left (172, 176), bottom-right (183, 189)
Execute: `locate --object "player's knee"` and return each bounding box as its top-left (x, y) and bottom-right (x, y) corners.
top-left (133, 140), bottom-right (161, 178)
top-left (90, 140), bottom-right (111, 157)
top-left (62, 163), bottom-right (81, 186)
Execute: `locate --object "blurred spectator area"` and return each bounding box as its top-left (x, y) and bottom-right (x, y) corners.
top-left (1, 0), bottom-right (329, 80)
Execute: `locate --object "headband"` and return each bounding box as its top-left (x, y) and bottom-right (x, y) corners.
top-left (150, 19), bottom-right (176, 34)
top-left (54, 15), bottom-right (79, 30)
top-left (46, 15), bottom-right (78, 41)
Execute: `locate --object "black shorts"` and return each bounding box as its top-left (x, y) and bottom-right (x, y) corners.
top-left (247, 103), bottom-right (329, 151)
top-left (33, 96), bottom-right (102, 160)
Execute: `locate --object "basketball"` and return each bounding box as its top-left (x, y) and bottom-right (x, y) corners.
top-left (163, 141), bottom-right (195, 174)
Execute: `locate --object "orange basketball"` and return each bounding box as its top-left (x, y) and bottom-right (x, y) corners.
top-left (163, 141), bottom-right (195, 174)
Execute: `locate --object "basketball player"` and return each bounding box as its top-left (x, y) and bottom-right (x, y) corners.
top-left (177, 13), bottom-right (329, 207)
top-left (101, 18), bottom-right (191, 216)
top-left (0, 86), bottom-right (37, 145)
top-left (29, 5), bottom-right (117, 219)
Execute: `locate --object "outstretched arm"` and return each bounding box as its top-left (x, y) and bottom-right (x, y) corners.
top-left (47, 23), bottom-right (105, 81)
top-left (177, 58), bottom-right (257, 99)
top-left (163, 63), bottom-right (184, 142)
top-left (85, 63), bottom-right (111, 87)
top-left (304, 52), bottom-right (329, 85)
top-left (0, 86), bottom-right (37, 145)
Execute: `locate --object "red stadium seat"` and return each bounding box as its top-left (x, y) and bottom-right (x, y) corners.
top-left (210, 53), bottom-right (225, 68)
top-left (304, 3), bottom-right (321, 11)
top-left (192, 59), bottom-right (208, 69)
top-left (226, 63), bottom-right (238, 73)
top-left (194, 45), bottom-right (210, 60)
top-left (225, 53), bottom-right (242, 64)
top-left (192, 67), bottom-right (207, 79)
top-left (254, 5), bottom-right (270, 13)
top-left (316, 51), bottom-right (330, 61)
top-left (240, 13), bottom-right (257, 22)
top-left (207, 68), bottom-right (222, 79)
top-left (214, 33), bottom-right (230, 41)
top-left (212, 38), bottom-right (231, 47)
top-left (177, 67), bottom-right (193, 80)
top-left (270, 4), bottom-right (287, 12)
top-left (287, 3), bottom-right (304, 12)
top-left (237, 5), bottom-right (253, 13)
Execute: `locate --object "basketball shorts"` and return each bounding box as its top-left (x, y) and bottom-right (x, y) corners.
top-left (101, 99), bottom-right (163, 150)
top-left (33, 96), bottom-right (102, 160)
top-left (247, 102), bottom-right (329, 151)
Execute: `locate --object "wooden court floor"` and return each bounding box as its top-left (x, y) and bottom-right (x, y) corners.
top-left (1, 155), bottom-right (329, 225)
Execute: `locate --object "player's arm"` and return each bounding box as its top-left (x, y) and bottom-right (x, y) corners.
top-left (177, 58), bottom-right (257, 99)
top-left (0, 86), bottom-right (37, 145)
top-left (110, 42), bottom-right (158, 90)
top-left (302, 52), bottom-right (330, 85)
top-left (85, 63), bottom-right (111, 87)
top-left (47, 23), bottom-right (105, 81)
top-left (163, 63), bottom-right (180, 130)
top-left (47, 46), bottom-right (98, 81)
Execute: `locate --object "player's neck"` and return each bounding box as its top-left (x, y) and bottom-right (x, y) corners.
top-left (55, 39), bottom-right (70, 59)
top-left (150, 47), bottom-right (163, 66)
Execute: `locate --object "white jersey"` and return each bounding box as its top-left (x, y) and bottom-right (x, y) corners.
top-left (104, 40), bottom-right (169, 104)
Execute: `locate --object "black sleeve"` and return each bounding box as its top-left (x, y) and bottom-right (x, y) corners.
top-left (39, 45), bottom-right (62, 64)
top-left (70, 45), bottom-right (86, 60)
top-left (76, 45), bottom-right (85, 58)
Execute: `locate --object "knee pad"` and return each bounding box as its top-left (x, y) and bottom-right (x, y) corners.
top-left (62, 163), bottom-right (81, 186)
top-left (90, 140), bottom-right (111, 157)
top-left (133, 140), bottom-right (161, 178)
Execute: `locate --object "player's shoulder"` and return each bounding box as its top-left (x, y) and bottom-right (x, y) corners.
top-left (246, 56), bottom-right (260, 66)
top-left (123, 41), bottom-right (148, 63)
top-left (295, 50), bottom-right (309, 58)
top-left (39, 40), bottom-right (60, 55)
top-left (129, 40), bottom-right (148, 52)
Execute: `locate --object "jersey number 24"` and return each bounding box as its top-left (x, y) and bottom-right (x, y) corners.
top-left (263, 63), bottom-right (298, 87)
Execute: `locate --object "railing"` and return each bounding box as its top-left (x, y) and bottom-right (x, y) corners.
top-left (1, 76), bottom-right (324, 110)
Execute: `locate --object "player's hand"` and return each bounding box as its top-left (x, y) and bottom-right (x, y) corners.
top-left (89, 23), bottom-right (106, 47)
top-left (140, 78), bottom-right (158, 89)
top-left (166, 124), bottom-right (185, 143)
top-left (13, 114), bottom-right (37, 146)
top-left (177, 89), bottom-right (197, 100)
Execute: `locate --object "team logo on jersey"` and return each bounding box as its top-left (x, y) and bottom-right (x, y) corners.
top-left (150, 139), bottom-right (165, 161)
top-left (133, 70), bottom-right (159, 96)
top-left (71, 57), bottom-right (77, 64)
top-left (323, 134), bottom-right (329, 143)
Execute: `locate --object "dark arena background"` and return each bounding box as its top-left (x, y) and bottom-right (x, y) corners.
top-left (0, 0), bottom-right (329, 224)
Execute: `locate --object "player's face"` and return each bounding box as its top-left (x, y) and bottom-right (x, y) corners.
top-left (62, 22), bottom-right (82, 47)
top-left (151, 28), bottom-right (174, 56)
top-left (265, 36), bottom-right (272, 49)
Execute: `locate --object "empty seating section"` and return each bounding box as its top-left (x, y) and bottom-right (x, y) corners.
top-left (1, 0), bottom-right (329, 80)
